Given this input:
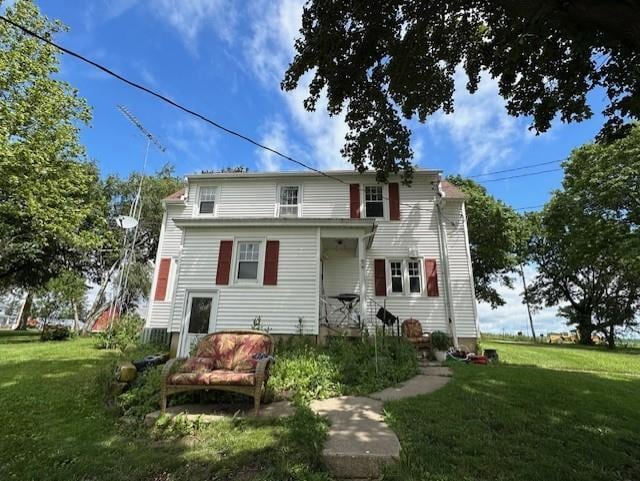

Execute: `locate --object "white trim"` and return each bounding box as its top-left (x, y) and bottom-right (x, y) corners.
top-left (387, 258), bottom-right (405, 296)
top-left (384, 258), bottom-right (423, 297)
top-left (315, 227), bottom-right (321, 334)
top-left (146, 209), bottom-right (168, 328)
top-left (361, 184), bottom-right (388, 220)
top-left (461, 202), bottom-right (480, 337)
top-left (192, 184), bottom-right (219, 218)
top-left (231, 238), bottom-right (266, 286)
top-left (178, 290), bottom-right (219, 357)
top-left (276, 184), bottom-right (303, 218)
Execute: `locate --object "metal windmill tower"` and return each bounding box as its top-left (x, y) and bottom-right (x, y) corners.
top-left (108, 105), bottom-right (166, 324)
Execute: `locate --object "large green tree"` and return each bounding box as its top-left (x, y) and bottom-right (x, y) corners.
top-left (528, 128), bottom-right (640, 347)
top-left (283, 1), bottom-right (640, 182)
top-left (447, 176), bottom-right (521, 308)
top-left (0, 0), bottom-right (108, 304)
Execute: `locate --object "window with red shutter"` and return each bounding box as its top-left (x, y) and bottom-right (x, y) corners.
top-left (154, 258), bottom-right (171, 301)
top-left (263, 240), bottom-right (280, 285)
top-left (389, 183), bottom-right (400, 220)
top-left (349, 184), bottom-right (360, 218)
top-left (374, 259), bottom-right (387, 296)
top-left (216, 240), bottom-right (234, 285)
top-left (425, 259), bottom-right (439, 297)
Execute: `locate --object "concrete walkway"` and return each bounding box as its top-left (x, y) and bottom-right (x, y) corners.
top-left (145, 363), bottom-right (453, 479)
top-left (310, 363), bottom-right (453, 479)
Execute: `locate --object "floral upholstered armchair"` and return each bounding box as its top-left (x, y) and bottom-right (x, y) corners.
top-left (161, 330), bottom-right (274, 415)
top-left (401, 318), bottom-right (431, 351)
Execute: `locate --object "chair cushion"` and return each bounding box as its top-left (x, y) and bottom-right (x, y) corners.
top-left (168, 370), bottom-right (256, 386)
top-left (194, 332), bottom-right (273, 372)
top-left (179, 357), bottom-right (217, 373)
top-left (402, 318), bottom-right (424, 338)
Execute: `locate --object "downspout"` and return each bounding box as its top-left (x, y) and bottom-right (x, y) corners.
top-left (358, 227), bottom-right (377, 326)
top-left (435, 177), bottom-right (459, 348)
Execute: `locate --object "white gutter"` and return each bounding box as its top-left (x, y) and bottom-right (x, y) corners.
top-left (435, 176), bottom-right (459, 348)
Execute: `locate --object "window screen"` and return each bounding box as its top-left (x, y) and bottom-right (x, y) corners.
top-left (365, 186), bottom-right (384, 218)
top-left (408, 260), bottom-right (421, 293)
top-left (390, 261), bottom-right (403, 293)
top-left (237, 242), bottom-right (260, 280)
top-left (188, 297), bottom-right (212, 334)
top-left (199, 187), bottom-right (216, 214)
top-left (280, 186), bottom-right (299, 216)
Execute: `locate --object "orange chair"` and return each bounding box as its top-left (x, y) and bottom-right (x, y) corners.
top-left (401, 318), bottom-right (431, 351)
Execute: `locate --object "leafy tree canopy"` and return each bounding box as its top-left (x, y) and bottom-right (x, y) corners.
top-left (529, 126), bottom-right (640, 346)
top-left (0, 0), bottom-right (109, 291)
top-left (447, 175), bottom-right (521, 307)
top-left (283, 1), bottom-right (640, 182)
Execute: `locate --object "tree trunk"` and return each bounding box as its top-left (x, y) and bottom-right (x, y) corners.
top-left (606, 323), bottom-right (616, 349)
top-left (13, 291), bottom-right (32, 331)
top-left (577, 322), bottom-right (594, 345)
top-left (82, 261), bottom-right (118, 335)
top-left (73, 302), bottom-right (79, 332)
top-left (519, 264), bottom-right (537, 342)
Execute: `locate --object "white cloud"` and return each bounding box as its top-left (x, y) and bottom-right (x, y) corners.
top-left (477, 265), bottom-right (567, 335)
top-left (256, 118), bottom-right (288, 172)
top-left (153, 0), bottom-right (237, 54)
top-left (428, 69), bottom-right (529, 175)
top-left (165, 117), bottom-right (219, 172)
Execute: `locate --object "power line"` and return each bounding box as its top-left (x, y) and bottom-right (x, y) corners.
top-left (477, 168), bottom-right (563, 183)
top-left (513, 204), bottom-right (545, 211)
top-left (1, 14), bottom-right (563, 217)
top-left (468, 159), bottom-right (562, 178)
top-left (0, 14), bottom-right (345, 185)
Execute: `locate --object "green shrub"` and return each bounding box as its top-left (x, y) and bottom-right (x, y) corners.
top-left (40, 324), bottom-right (73, 341)
top-left (95, 313), bottom-right (144, 351)
top-left (271, 336), bottom-right (418, 403)
top-left (116, 365), bottom-right (163, 418)
top-left (431, 330), bottom-right (452, 351)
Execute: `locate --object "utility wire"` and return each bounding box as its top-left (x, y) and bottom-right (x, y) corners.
top-left (0, 14), bottom-right (344, 185)
top-left (1, 14), bottom-right (561, 216)
top-left (468, 159), bottom-right (562, 178)
top-left (478, 168), bottom-right (563, 183)
top-left (513, 204), bottom-right (545, 211)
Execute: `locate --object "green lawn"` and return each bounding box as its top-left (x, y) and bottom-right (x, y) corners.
top-left (0, 331), bottom-right (328, 481)
top-left (384, 339), bottom-right (640, 481)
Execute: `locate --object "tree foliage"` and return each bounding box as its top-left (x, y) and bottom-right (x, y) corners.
top-left (447, 176), bottom-right (521, 307)
top-left (33, 270), bottom-right (87, 327)
top-left (0, 0), bottom-right (109, 291)
top-left (283, 1), bottom-right (640, 182)
top-left (529, 127), bottom-right (640, 347)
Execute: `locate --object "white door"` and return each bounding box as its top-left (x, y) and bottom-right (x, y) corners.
top-left (178, 291), bottom-right (218, 357)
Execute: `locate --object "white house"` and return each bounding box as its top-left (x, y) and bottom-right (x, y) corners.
top-left (144, 169), bottom-right (479, 356)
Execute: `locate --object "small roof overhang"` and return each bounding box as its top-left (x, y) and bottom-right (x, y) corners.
top-left (172, 217), bottom-right (377, 231)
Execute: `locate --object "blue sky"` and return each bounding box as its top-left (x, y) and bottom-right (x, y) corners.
top-left (19, 0), bottom-right (611, 334)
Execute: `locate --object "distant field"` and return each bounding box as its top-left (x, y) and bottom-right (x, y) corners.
top-left (481, 338), bottom-right (640, 377)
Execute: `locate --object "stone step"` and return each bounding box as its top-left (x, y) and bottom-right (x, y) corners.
top-left (310, 396), bottom-right (400, 479)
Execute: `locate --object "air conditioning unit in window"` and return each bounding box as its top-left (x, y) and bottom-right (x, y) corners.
top-left (408, 247), bottom-right (420, 258)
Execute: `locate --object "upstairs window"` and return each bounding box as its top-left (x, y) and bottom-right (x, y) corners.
top-left (390, 261), bottom-right (403, 293)
top-left (365, 186), bottom-right (384, 218)
top-left (407, 260), bottom-right (422, 293)
top-left (198, 187), bottom-right (216, 214)
top-left (279, 186), bottom-right (299, 217)
top-left (236, 241), bottom-right (260, 280)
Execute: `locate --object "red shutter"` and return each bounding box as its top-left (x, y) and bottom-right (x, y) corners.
top-left (425, 259), bottom-right (439, 297)
top-left (216, 240), bottom-right (234, 285)
top-left (374, 259), bottom-right (386, 296)
top-left (389, 182), bottom-right (400, 220)
top-left (349, 184), bottom-right (360, 219)
top-left (263, 240), bottom-right (280, 285)
top-left (154, 258), bottom-right (171, 301)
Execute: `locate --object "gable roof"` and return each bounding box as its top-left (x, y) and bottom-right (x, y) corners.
top-left (440, 180), bottom-right (466, 199)
top-left (163, 188), bottom-right (185, 201)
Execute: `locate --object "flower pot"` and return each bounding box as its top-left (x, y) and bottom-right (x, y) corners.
top-left (434, 350), bottom-right (447, 362)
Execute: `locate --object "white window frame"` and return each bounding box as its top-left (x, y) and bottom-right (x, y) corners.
top-left (388, 259), bottom-right (404, 295)
top-left (194, 185), bottom-right (218, 217)
top-left (406, 259), bottom-right (423, 295)
top-left (386, 258), bottom-right (423, 296)
top-left (232, 239), bottom-right (265, 285)
top-left (277, 184), bottom-right (302, 218)
top-left (363, 184), bottom-right (387, 219)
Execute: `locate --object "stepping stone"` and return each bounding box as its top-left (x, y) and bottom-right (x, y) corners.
top-left (310, 396), bottom-right (400, 479)
top-left (144, 401), bottom-right (294, 426)
top-left (368, 375), bottom-right (451, 402)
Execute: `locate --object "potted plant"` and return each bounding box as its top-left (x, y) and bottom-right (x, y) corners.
top-left (431, 330), bottom-right (451, 362)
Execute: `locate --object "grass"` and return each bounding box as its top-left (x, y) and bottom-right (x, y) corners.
top-left (384, 340), bottom-right (640, 481)
top-left (0, 331), bottom-right (329, 481)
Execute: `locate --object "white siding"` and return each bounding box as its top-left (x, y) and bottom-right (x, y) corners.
top-left (146, 203), bottom-right (187, 329)
top-left (169, 227), bottom-right (319, 335)
top-left (302, 178), bottom-right (351, 218)
top-left (443, 201), bottom-right (478, 338)
top-left (362, 175), bottom-right (450, 333)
